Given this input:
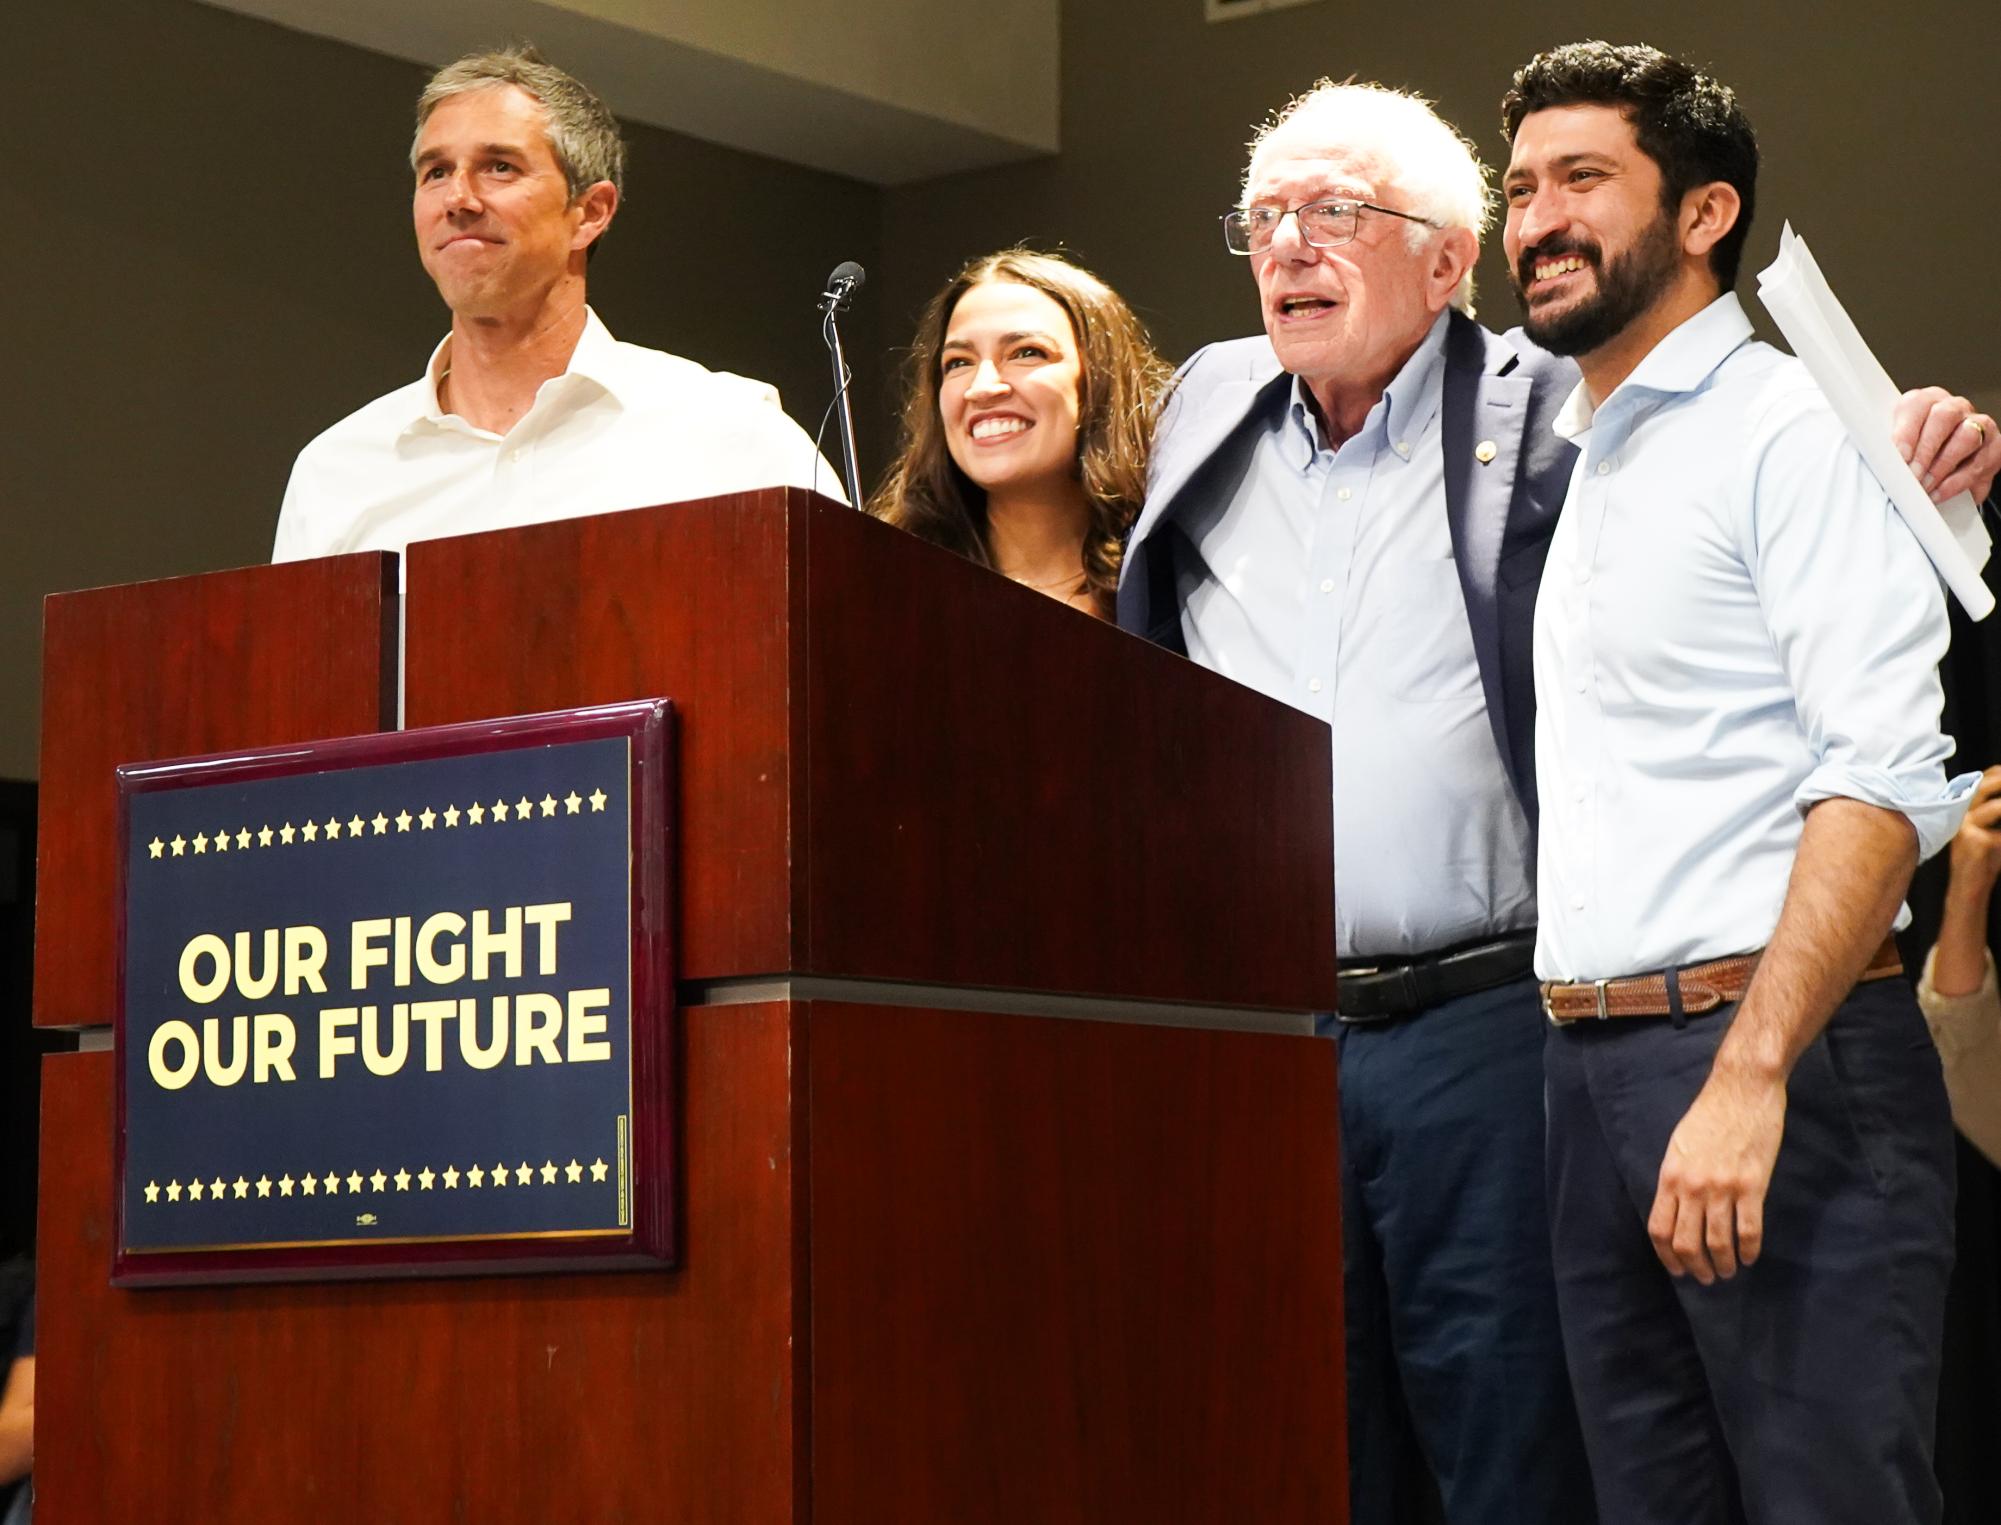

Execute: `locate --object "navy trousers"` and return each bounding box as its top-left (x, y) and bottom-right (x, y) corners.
top-left (1545, 977), bottom-right (1957, 1525)
top-left (1334, 974), bottom-right (1596, 1525)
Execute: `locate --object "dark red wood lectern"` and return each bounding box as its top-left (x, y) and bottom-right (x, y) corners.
top-left (33, 490), bottom-right (1345, 1522)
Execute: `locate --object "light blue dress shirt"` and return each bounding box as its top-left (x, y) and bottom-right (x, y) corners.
top-left (1177, 311), bottom-right (1537, 960)
top-left (1534, 293), bottom-right (1974, 981)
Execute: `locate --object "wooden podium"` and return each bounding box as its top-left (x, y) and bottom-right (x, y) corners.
top-left (33, 490), bottom-right (1345, 1522)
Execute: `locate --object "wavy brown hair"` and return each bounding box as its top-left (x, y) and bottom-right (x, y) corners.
top-left (869, 250), bottom-right (1172, 614)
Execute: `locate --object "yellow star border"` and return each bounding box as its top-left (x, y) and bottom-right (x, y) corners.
top-left (140, 1154), bottom-right (614, 1204)
top-left (144, 784), bottom-right (615, 865)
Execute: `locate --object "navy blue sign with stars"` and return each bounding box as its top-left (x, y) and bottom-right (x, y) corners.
top-left (114, 703), bottom-right (673, 1281)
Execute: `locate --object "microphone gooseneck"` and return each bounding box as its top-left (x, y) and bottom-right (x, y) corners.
top-left (818, 261), bottom-right (867, 509)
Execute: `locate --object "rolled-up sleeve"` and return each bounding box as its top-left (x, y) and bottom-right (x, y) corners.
top-left (1748, 391), bottom-right (1976, 861)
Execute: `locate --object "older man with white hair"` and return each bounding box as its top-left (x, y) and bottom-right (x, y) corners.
top-left (1121, 81), bottom-right (1587, 1525)
top-left (1118, 79), bottom-right (2000, 1525)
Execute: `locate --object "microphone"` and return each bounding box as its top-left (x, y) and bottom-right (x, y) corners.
top-left (817, 261), bottom-right (867, 510)
top-left (822, 260), bottom-right (866, 311)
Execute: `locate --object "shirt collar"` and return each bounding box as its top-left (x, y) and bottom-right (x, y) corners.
top-left (1284, 308), bottom-right (1451, 469)
top-left (561, 307), bottom-right (627, 394)
top-left (406, 306), bottom-right (624, 437)
top-left (1553, 291), bottom-right (1756, 442)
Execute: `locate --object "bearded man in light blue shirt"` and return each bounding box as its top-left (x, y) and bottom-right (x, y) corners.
top-left (1120, 75), bottom-right (1999, 1525)
top-left (1503, 41), bottom-right (1974, 1525)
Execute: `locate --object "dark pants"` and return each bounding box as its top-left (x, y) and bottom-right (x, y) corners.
top-left (1333, 974), bottom-right (1596, 1525)
top-left (1545, 977), bottom-right (1957, 1525)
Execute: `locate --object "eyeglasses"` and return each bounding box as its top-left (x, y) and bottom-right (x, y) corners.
top-left (1221, 198), bottom-right (1439, 255)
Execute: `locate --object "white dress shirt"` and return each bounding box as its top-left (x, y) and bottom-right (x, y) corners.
top-left (273, 308), bottom-right (842, 563)
top-left (1533, 293), bottom-right (1972, 981)
top-left (1177, 311), bottom-right (1537, 959)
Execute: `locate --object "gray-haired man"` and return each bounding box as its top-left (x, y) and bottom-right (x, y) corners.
top-left (275, 45), bottom-right (836, 563)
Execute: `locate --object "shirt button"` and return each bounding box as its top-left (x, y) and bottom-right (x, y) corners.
top-left (1394, 440), bottom-right (1410, 456)
top-left (1596, 461), bottom-right (1611, 475)
top-left (1319, 578), bottom-right (1335, 594)
top-left (1307, 677), bottom-right (1323, 693)
top-left (1571, 895), bottom-right (1586, 910)
top-left (1336, 487), bottom-right (1352, 502)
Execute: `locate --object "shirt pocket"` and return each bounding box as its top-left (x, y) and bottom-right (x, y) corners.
top-left (1358, 559), bottom-right (1482, 703)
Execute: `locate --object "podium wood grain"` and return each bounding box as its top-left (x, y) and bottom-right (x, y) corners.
top-left (38, 996), bottom-right (1344, 1522)
top-left (37, 1001), bottom-right (806, 1522)
top-left (35, 555), bottom-right (396, 1029)
top-left (406, 490), bottom-right (1334, 1008)
top-left (806, 999), bottom-right (1346, 1524)
top-left (36, 492), bottom-right (1346, 1521)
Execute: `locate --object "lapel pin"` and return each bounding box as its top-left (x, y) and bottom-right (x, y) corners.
top-left (1475, 439), bottom-right (1498, 464)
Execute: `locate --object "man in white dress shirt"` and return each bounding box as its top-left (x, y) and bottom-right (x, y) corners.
top-left (1502, 42), bottom-right (1971, 1525)
top-left (273, 46), bottom-right (838, 564)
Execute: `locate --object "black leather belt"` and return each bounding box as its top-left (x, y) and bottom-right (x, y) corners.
top-left (1336, 932), bottom-right (1538, 1022)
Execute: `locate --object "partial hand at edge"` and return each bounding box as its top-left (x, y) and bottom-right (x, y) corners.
top-left (1934, 763), bottom-right (2001, 996)
top-left (1892, 387), bottom-right (2000, 505)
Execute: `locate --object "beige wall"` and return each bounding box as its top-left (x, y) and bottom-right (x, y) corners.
top-left (200, 0), bottom-right (1060, 182)
top-left (564, 0), bottom-right (1060, 149)
top-left (8, 0), bottom-right (1998, 781)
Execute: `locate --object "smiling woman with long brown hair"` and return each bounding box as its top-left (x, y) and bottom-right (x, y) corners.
top-left (868, 249), bottom-right (1172, 619)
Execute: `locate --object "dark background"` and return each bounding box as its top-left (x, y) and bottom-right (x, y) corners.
top-left (0, 784), bottom-right (49, 1263)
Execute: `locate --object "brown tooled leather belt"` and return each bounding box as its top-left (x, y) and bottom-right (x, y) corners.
top-left (1540, 936), bottom-right (1903, 1025)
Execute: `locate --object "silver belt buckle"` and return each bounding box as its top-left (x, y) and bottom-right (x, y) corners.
top-left (1544, 977), bottom-right (1613, 1027)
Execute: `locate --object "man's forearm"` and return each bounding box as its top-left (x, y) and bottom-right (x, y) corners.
top-left (1713, 798), bottom-right (1918, 1084)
